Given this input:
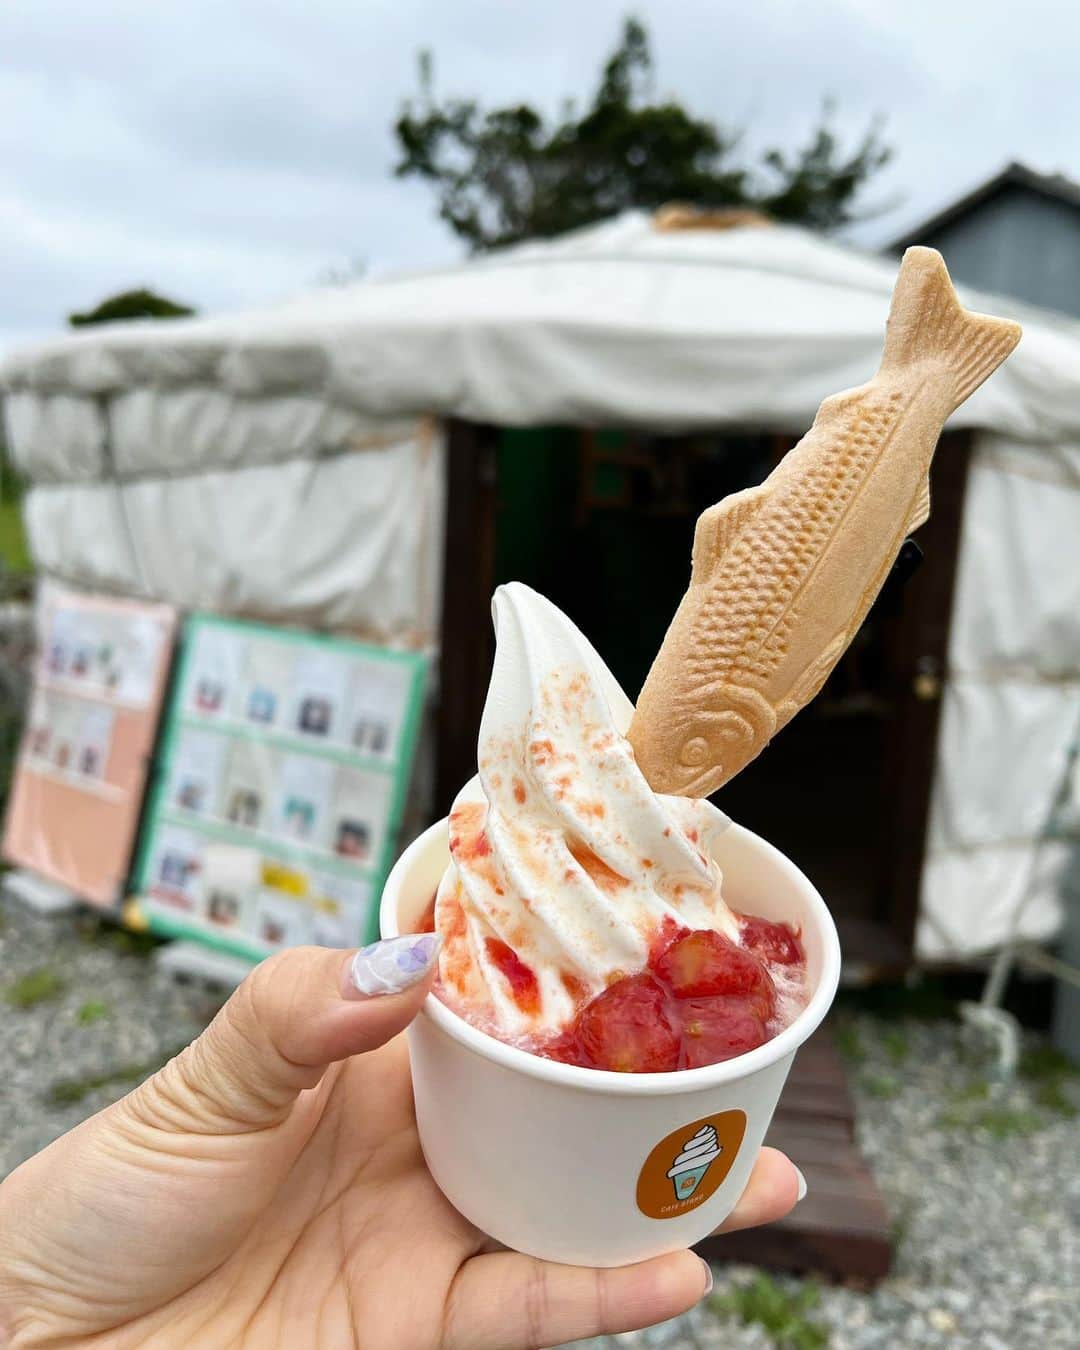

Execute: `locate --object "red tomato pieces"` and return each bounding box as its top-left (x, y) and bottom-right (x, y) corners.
top-left (739, 916), bottom-right (804, 965)
top-left (655, 929), bottom-right (773, 1003)
top-left (679, 996), bottom-right (768, 1069)
top-left (556, 973), bottom-right (680, 1073)
top-left (548, 921), bottom-right (793, 1072)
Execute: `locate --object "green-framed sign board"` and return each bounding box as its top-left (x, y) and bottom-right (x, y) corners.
top-left (130, 613), bottom-right (428, 963)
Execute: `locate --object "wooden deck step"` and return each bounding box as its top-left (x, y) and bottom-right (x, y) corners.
top-left (697, 1026), bottom-right (892, 1283)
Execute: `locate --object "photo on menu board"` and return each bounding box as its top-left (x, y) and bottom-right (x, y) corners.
top-left (109, 612), bottom-right (167, 707)
top-left (48, 698), bottom-right (82, 773)
top-left (289, 649), bottom-right (349, 741)
top-left (253, 888), bottom-right (312, 950)
top-left (220, 738), bottom-right (274, 833)
top-left (331, 766), bottom-right (393, 864)
top-left (274, 754), bottom-right (336, 847)
top-left (346, 659), bottom-right (413, 760)
top-left (24, 688), bottom-right (51, 762)
top-left (68, 630), bottom-right (94, 679)
top-left (169, 729), bottom-right (227, 816)
top-left (186, 625), bottom-right (246, 718)
top-left (39, 591), bottom-right (170, 711)
top-left (44, 607), bottom-right (75, 677)
top-left (149, 824), bottom-right (204, 913)
top-left (241, 638), bottom-right (294, 728)
top-left (75, 704), bottom-right (116, 780)
top-left (202, 844), bottom-right (261, 934)
top-left (310, 873), bottom-right (374, 947)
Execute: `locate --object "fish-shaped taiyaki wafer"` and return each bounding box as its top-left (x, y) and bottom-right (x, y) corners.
top-left (628, 246), bottom-right (1021, 797)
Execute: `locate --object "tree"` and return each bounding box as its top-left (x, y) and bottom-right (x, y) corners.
top-left (69, 288), bottom-right (195, 327)
top-left (394, 18), bottom-right (892, 251)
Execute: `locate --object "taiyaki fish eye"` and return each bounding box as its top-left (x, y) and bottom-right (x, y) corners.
top-left (678, 736), bottom-right (711, 768)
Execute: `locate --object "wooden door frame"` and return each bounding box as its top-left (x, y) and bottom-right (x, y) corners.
top-left (434, 419), bottom-right (500, 817)
top-left (874, 428), bottom-right (975, 961)
top-left (435, 419), bottom-right (975, 967)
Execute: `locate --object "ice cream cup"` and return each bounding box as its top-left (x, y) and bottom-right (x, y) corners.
top-left (380, 816), bottom-right (841, 1268)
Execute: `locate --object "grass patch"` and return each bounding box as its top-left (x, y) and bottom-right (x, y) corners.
top-left (832, 1020), bottom-right (864, 1063)
top-left (938, 1101), bottom-right (1041, 1139)
top-left (938, 1075), bottom-right (1047, 1137)
top-left (711, 1274), bottom-right (828, 1349)
top-left (1032, 1079), bottom-right (1077, 1118)
top-left (889, 1199), bottom-right (913, 1251)
top-left (863, 1073), bottom-right (901, 1100)
top-left (76, 913), bottom-right (160, 957)
top-left (105, 927), bottom-right (160, 957)
top-left (882, 1027), bottom-right (910, 1064)
top-left (969, 1107), bottom-right (1042, 1140)
top-left (47, 1046), bottom-right (184, 1106)
top-left (1019, 1044), bottom-right (1078, 1082)
top-left (0, 499), bottom-right (31, 575)
top-left (836, 975), bottom-right (957, 1022)
top-left (1018, 1045), bottom-right (1079, 1119)
top-left (76, 999), bottom-right (109, 1025)
top-left (4, 966), bottom-right (66, 1008)
top-left (49, 1064), bottom-right (151, 1106)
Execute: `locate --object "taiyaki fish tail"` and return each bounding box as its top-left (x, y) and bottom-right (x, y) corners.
top-left (879, 246), bottom-right (1022, 414)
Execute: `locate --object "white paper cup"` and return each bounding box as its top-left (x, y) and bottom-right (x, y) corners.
top-left (380, 817), bottom-right (840, 1267)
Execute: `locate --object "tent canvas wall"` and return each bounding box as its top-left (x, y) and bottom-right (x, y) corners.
top-left (3, 211), bottom-right (1078, 966)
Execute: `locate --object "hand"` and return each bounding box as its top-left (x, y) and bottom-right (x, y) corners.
top-left (0, 937), bottom-right (802, 1349)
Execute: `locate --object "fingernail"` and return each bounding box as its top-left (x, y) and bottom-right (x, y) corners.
top-left (698, 1257), bottom-right (713, 1298)
top-left (794, 1166), bottom-right (808, 1203)
top-left (345, 934), bottom-right (442, 998)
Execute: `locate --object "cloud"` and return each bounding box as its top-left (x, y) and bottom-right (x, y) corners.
top-left (3, 0), bottom-right (1079, 357)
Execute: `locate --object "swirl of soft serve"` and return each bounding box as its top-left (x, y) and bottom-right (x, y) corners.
top-left (435, 583), bottom-right (738, 1040)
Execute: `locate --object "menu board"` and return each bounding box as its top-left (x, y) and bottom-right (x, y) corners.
top-left (128, 615), bottom-right (428, 961)
top-left (2, 582), bottom-right (178, 907)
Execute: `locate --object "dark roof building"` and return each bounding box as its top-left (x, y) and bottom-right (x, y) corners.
top-left (889, 162), bottom-right (1080, 318)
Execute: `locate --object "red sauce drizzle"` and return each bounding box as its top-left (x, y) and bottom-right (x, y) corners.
top-left (561, 971), bottom-right (588, 1004)
top-left (416, 893), bottom-right (437, 934)
top-left (485, 937), bottom-right (541, 1016)
top-left (567, 842), bottom-right (629, 892)
top-left (450, 802), bottom-right (493, 861)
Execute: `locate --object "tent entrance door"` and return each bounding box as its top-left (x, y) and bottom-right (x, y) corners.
top-left (437, 422), bottom-right (971, 974)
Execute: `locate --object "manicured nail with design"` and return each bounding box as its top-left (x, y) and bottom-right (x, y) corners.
top-left (345, 934), bottom-right (442, 998)
top-left (794, 1166), bottom-right (808, 1203)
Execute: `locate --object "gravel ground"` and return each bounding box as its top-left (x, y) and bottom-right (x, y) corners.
top-left (577, 1016), bottom-right (1080, 1349)
top-left (2, 896), bottom-right (1078, 1348)
top-left (0, 896), bottom-right (218, 1178)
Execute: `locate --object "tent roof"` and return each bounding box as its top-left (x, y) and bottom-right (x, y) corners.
top-left (5, 211), bottom-right (1080, 442)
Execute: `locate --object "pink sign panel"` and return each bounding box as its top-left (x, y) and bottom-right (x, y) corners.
top-left (3, 582), bottom-right (177, 908)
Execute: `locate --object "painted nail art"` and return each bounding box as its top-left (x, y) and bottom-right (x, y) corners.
top-left (347, 933), bottom-right (442, 998)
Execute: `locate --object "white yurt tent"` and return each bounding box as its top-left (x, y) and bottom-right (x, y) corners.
top-left (3, 210), bottom-right (1078, 964)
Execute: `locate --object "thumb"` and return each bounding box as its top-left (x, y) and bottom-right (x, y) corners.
top-left (139, 933), bottom-right (440, 1133)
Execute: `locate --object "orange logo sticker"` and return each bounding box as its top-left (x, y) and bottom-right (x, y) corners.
top-left (636, 1110), bottom-right (746, 1220)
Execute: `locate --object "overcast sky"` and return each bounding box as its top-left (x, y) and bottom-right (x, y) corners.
top-left (2, 0), bottom-right (1075, 356)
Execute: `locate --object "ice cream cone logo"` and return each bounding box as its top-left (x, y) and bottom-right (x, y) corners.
top-left (665, 1124), bottom-right (722, 1201)
top-left (636, 1110), bottom-right (745, 1220)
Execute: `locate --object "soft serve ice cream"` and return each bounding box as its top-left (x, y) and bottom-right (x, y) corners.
top-left (430, 583), bottom-right (808, 1072)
